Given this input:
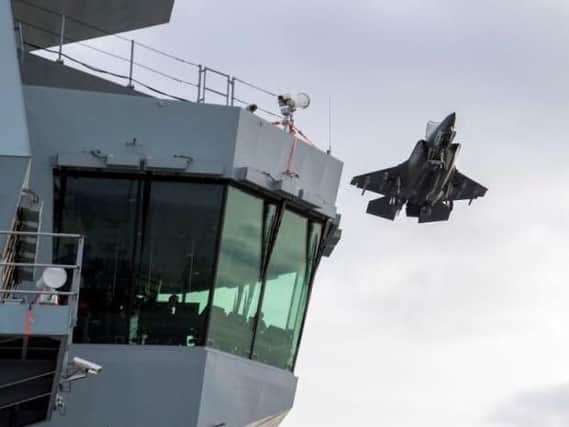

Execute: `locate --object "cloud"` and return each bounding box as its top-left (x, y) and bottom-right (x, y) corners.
top-left (490, 384), bottom-right (569, 427)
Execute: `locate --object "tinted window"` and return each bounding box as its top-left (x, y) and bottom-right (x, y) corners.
top-left (135, 181), bottom-right (223, 346)
top-left (252, 210), bottom-right (320, 370)
top-left (55, 175), bottom-right (324, 371)
top-left (57, 176), bottom-right (139, 343)
top-left (55, 174), bottom-right (223, 345)
top-left (208, 188), bottom-right (267, 357)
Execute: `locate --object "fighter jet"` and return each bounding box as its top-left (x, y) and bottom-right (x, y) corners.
top-left (351, 113), bottom-right (487, 223)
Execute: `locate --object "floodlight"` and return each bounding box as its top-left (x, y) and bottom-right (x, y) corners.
top-left (37, 267), bottom-right (67, 290)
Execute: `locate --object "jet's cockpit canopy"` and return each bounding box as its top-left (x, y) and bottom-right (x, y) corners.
top-left (425, 121), bottom-right (440, 140)
top-left (425, 120), bottom-right (456, 145)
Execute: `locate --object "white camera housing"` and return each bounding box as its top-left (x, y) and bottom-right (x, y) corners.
top-left (277, 92), bottom-right (311, 116)
top-left (72, 357), bottom-right (103, 375)
top-left (36, 267), bottom-right (67, 290)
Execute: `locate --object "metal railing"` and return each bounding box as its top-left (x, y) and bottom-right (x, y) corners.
top-left (0, 231), bottom-right (84, 320)
top-left (13, 0), bottom-right (282, 120)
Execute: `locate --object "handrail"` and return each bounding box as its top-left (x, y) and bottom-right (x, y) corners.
top-left (0, 231), bottom-right (82, 238)
top-left (0, 262), bottom-right (80, 270)
top-left (0, 289), bottom-right (76, 296)
top-left (0, 231), bottom-right (84, 310)
top-left (14, 0), bottom-right (284, 120)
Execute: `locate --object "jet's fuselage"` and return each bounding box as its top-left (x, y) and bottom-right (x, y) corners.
top-left (404, 139), bottom-right (461, 207)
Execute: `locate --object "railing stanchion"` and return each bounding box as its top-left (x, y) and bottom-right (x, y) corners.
top-left (201, 67), bottom-right (208, 103)
top-left (127, 40), bottom-right (135, 89)
top-left (57, 14), bottom-right (66, 64)
top-left (197, 65), bottom-right (203, 103)
top-left (202, 67), bottom-right (208, 103)
top-left (230, 77), bottom-right (237, 106)
top-left (225, 76), bottom-right (230, 105)
top-left (71, 236), bottom-right (85, 326)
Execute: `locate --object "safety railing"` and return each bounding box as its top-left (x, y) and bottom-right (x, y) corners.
top-left (13, 0), bottom-right (283, 120)
top-left (0, 231), bottom-right (84, 322)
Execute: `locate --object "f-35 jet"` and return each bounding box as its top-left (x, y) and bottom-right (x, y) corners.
top-left (351, 113), bottom-right (487, 223)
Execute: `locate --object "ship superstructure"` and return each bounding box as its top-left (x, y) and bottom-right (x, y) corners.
top-left (0, 1), bottom-right (342, 426)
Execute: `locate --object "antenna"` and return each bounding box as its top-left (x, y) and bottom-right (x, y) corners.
top-left (327, 96), bottom-right (333, 155)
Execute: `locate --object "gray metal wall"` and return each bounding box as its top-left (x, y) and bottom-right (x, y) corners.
top-left (40, 346), bottom-right (297, 427)
top-left (0, 2), bottom-right (30, 158)
top-left (13, 0), bottom-right (175, 48)
top-left (234, 111), bottom-right (343, 216)
top-left (0, 0), bottom-right (31, 250)
top-left (21, 53), bottom-right (149, 97)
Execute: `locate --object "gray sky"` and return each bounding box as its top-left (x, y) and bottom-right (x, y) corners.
top-left (66, 1), bottom-right (569, 425)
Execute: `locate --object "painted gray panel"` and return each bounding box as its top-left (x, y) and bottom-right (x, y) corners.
top-left (0, 304), bottom-right (70, 336)
top-left (24, 86), bottom-right (240, 169)
top-left (145, 156), bottom-right (189, 171)
top-left (0, 156), bottom-right (29, 251)
top-left (0, 2), bottom-right (32, 250)
top-left (198, 349), bottom-right (297, 427)
top-left (233, 112), bottom-right (343, 216)
top-left (20, 53), bottom-right (149, 97)
top-left (0, 1), bottom-right (31, 157)
top-left (39, 346), bottom-right (296, 427)
top-left (42, 345), bottom-right (206, 427)
top-left (13, 0), bottom-right (174, 48)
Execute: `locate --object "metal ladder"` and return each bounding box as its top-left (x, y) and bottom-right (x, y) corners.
top-left (0, 190), bottom-right (43, 302)
top-left (0, 191), bottom-right (84, 427)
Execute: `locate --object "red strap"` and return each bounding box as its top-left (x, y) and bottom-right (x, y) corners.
top-left (273, 121), bottom-right (316, 176)
top-left (290, 125), bottom-right (314, 145)
top-left (285, 135), bottom-right (299, 176)
top-left (24, 308), bottom-right (33, 336)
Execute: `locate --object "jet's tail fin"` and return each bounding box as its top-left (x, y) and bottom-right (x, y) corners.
top-left (418, 202), bottom-right (452, 223)
top-left (367, 197), bottom-right (401, 221)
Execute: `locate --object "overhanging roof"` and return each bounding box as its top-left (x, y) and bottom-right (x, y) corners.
top-left (12, 0), bottom-right (175, 49)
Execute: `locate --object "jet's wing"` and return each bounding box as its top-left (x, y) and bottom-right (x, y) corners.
top-left (350, 162), bottom-right (407, 196)
top-left (448, 170), bottom-right (487, 201)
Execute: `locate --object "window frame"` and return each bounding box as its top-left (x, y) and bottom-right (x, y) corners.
top-left (54, 169), bottom-right (328, 370)
top-left (205, 184), bottom-right (327, 369)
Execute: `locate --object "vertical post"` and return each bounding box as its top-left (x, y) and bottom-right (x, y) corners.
top-left (16, 22), bottom-right (24, 64)
top-left (201, 68), bottom-right (208, 103)
top-left (230, 77), bottom-right (236, 106)
top-left (57, 14), bottom-right (66, 64)
top-left (291, 220), bottom-right (330, 371)
top-left (71, 236), bottom-right (85, 323)
top-left (197, 65), bottom-right (203, 103)
top-left (225, 76), bottom-right (231, 106)
top-left (127, 40), bottom-right (135, 89)
top-left (248, 200), bottom-right (287, 360)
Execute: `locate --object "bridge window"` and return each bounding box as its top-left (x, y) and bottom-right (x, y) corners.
top-left (207, 188), bottom-right (268, 357)
top-left (135, 181), bottom-right (222, 346)
top-left (54, 173), bottom-right (224, 346)
top-left (55, 173), bottom-right (323, 371)
top-left (251, 211), bottom-right (321, 370)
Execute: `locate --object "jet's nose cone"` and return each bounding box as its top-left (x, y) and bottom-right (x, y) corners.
top-left (445, 112), bottom-right (456, 126)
